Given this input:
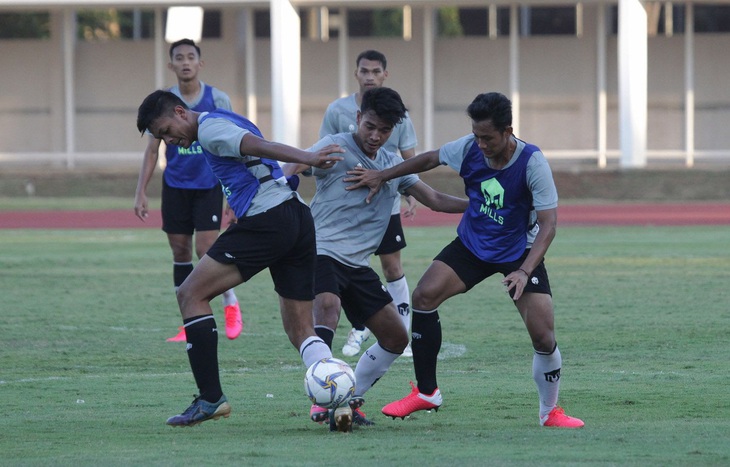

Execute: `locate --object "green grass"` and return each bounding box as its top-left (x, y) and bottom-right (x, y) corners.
top-left (1, 226), bottom-right (729, 466)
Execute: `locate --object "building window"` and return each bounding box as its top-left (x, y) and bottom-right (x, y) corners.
top-left (0, 12), bottom-right (50, 39)
top-left (695, 4), bottom-right (730, 33)
top-left (347, 8), bottom-right (403, 37)
top-left (77, 9), bottom-right (155, 40)
top-left (437, 7), bottom-right (511, 37)
top-left (522, 6), bottom-right (577, 36)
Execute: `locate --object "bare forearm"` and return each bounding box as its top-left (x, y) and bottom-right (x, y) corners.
top-left (381, 150), bottom-right (441, 181)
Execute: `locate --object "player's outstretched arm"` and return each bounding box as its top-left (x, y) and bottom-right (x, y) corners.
top-left (239, 133), bottom-right (344, 168)
top-left (405, 181), bottom-right (468, 214)
top-left (344, 149), bottom-right (442, 203)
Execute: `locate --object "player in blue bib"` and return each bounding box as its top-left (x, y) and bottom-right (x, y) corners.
top-left (137, 89), bottom-right (344, 428)
top-left (345, 92), bottom-right (585, 429)
top-left (133, 39), bottom-right (242, 343)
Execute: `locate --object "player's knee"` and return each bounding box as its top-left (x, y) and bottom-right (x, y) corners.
top-left (412, 285), bottom-right (441, 311)
top-left (380, 258), bottom-right (403, 281)
top-left (380, 329), bottom-right (409, 354)
top-left (531, 333), bottom-right (556, 353)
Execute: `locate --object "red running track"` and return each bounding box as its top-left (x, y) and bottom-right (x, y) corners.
top-left (1, 203), bottom-right (729, 229)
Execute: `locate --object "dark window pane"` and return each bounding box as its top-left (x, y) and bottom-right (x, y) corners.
top-left (202, 10), bottom-right (221, 38)
top-left (695, 5), bottom-right (730, 33)
top-left (526, 6), bottom-right (575, 35)
top-left (0, 12), bottom-right (50, 39)
top-left (254, 9), bottom-right (270, 38)
top-left (348, 9), bottom-right (401, 37)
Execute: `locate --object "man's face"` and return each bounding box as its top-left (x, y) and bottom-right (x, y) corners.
top-left (148, 106), bottom-right (195, 148)
top-left (168, 44), bottom-right (202, 83)
top-left (355, 110), bottom-right (394, 158)
top-left (355, 58), bottom-right (388, 93)
top-left (471, 119), bottom-right (513, 160)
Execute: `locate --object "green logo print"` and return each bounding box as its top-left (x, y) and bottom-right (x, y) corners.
top-left (479, 178), bottom-right (505, 225)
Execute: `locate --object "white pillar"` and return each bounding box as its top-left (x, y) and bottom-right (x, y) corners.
top-left (423, 6), bottom-right (434, 151)
top-left (154, 8), bottom-right (164, 89)
top-left (509, 4), bottom-right (520, 137)
top-left (63, 8), bottom-right (76, 168)
top-left (684, 2), bottom-right (695, 167)
top-left (270, 0), bottom-right (301, 147)
top-left (238, 8), bottom-right (257, 122)
top-left (338, 8), bottom-right (349, 98)
top-left (597, 4), bottom-right (607, 168)
top-left (618, 0), bottom-right (647, 168)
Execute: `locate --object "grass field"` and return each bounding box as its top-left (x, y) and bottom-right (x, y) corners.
top-left (1, 225), bottom-right (729, 466)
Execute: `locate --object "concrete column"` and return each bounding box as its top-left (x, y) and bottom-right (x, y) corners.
top-left (618, 0), bottom-right (647, 168)
top-left (270, 0), bottom-right (301, 147)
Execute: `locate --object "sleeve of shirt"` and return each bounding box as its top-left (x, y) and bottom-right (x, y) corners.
top-left (526, 151), bottom-right (559, 210)
top-left (198, 116), bottom-right (249, 159)
top-left (396, 112), bottom-right (418, 151)
top-left (212, 89), bottom-right (233, 111)
top-left (438, 134), bottom-right (474, 172)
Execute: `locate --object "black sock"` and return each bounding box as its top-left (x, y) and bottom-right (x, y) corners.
top-left (353, 324), bottom-right (366, 331)
top-left (315, 326), bottom-right (334, 349)
top-left (183, 315), bottom-right (223, 402)
top-left (173, 262), bottom-right (194, 288)
top-left (411, 309), bottom-right (441, 395)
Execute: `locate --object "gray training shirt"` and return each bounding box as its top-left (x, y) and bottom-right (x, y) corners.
top-left (307, 133), bottom-right (419, 268)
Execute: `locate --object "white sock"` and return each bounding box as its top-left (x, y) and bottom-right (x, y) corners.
top-left (222, 289), bottom-right (238, 307)
top-left (354, 342), bottom-right (399, 396)
top-left (387, 276), bottom-right (411, 336)
top-left (533, 345), bottom-right (562, 418)
top-left (300, 336), bottom-right (332, 368)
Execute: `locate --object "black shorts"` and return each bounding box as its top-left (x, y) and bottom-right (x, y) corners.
top-left (161, 179), bottom-right (223, 235)
top-left (206, 197), bottom-right (316, 301)
top-left (434, 237), bottom-right (552, 297)
top-left (314, 255), bottom-right (393, 325)
top-left (374, 214), bottom-right (407, 255)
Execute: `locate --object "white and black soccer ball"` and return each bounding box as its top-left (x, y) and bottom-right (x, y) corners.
top-left (304, 357), bottom-right (356, 409)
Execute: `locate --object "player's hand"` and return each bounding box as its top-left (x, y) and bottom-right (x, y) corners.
top-left (308, 144), bottom-right (344, 169)
top-left (134, 194), bottom-right (149, 222)
top-left (223, 200), bottom-right (237, 226)
top-left (343, 166), bottom-right (384, 204)
top-left (403, 195), bottom-right (418, 219)
top-left (502, 269), bottom-right (529, 301)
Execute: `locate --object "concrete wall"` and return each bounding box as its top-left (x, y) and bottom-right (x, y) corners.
top-left (1, 4), bottom-right (729, 165)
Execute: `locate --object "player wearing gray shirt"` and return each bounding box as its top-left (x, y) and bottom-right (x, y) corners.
top-left (286, 88), bottom-right (467, 429)
top-left (318, 49), bottom-right (419, 359)
top-left (308, 132), bottom-right (418, 268)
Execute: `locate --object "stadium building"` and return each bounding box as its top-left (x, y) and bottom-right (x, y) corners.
top-left (0, 0), bottom-right (729, 168)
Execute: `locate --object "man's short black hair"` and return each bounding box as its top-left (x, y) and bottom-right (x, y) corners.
top-left (355, 50), bottom-right (387, 70)
top-left (169, 38), bottom-right (201, 59)
top-left (136, 90), bottom-right (188, 134)
top-left (360, 87), bottom-right (407, 128)
top-left (467, 92), bottom-right (512, 132)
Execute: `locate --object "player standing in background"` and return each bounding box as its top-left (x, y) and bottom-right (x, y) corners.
top-left (136, 90), bottom-right (345, 427)
top-left (286, 87), bottom-right (467, 430)
top-left (346, 92), bottom-right (585, 428)
top-left (134, 39), bottom-right (243, 342)
top-left (319, 49), bottom-right (418, 358)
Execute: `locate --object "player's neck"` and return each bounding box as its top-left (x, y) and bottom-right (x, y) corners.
top-left (178, 79), bottom-right (202, 102)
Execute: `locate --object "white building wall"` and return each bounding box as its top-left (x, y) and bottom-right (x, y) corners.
top-left (1, 4), bottom-right (729, 165)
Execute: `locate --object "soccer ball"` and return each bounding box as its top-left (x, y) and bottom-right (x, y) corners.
top-left (304, 358), bottom-right (356, 409)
